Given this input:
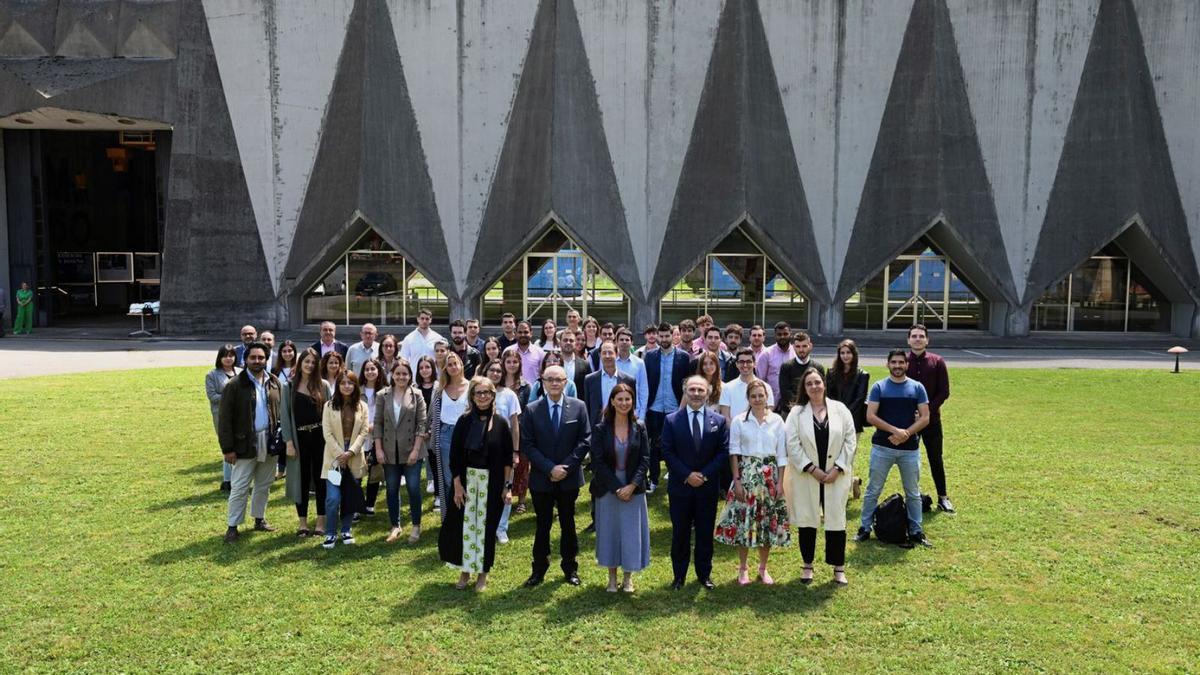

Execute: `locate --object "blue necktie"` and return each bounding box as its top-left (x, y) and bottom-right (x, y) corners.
top-left (692, 410), bottom-right (702, 450)
top-left (551, 403), bottom-right (560, 433)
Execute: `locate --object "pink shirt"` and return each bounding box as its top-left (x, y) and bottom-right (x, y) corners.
top-left (755, 343), bottom-right (794, 401)
top-left (504, 343), bottom-right (545, 384)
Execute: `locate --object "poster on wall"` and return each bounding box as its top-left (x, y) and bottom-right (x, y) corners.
top-left (56, 252), bottom-right (95, 284)
top-left (97, 252), bottom-right (134, 283)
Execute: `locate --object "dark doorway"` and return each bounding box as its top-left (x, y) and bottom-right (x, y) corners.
top-left (5, 128), bottom-right (167, 327)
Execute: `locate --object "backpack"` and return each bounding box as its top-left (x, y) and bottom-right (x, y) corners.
top-left (873, 493), bottom-right (909, 545)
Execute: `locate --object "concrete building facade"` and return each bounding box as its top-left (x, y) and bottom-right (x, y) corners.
top-left (2, 0), bottom-right (1198, 336)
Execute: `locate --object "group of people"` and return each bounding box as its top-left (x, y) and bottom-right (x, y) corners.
top-left (207, 311), bottom-right (954, 592)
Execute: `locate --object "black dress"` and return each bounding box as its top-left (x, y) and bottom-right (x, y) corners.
top-left (294, 390), bottom-right (326, 517)
top-left (827, 369), bottom-right (869, 433)
top-left (437, 412), bottom-right (513, 573)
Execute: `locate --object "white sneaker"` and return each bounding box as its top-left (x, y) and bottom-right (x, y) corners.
top-left (646, 482), bottom-right (656, 495)
top-left (426, 480), bottom-right (435, 494)
top-left (497, 531), bottom-right (510, 544)
top-left (433, 497), bottom-right (441, 509)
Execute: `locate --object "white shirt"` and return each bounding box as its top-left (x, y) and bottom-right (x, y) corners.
top-left (346, 341), bottom-right (380, 376)
top-left (400, 328), bottom-right (444, 363)
top-left (730, 411), bottom-right (788, 465)
top-left (495, 387), bottom-right (521, 422)
top-left (719, 377), bottom-right (775, 420)
top-left (439, 388), bottom-right (468, 425)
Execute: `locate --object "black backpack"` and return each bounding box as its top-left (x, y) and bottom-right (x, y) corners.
top-left (873, 493), bottom-right (909, 545)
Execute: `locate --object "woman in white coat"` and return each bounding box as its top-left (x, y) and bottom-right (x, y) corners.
top-left (784, 366), bottom-right (857, 586)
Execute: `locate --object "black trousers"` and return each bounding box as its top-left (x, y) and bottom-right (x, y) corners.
top-left (294, 428), bottom-right (326, 518)
top-left (645, 410), bottom-right (666, 485)
top-left (531, 488), bottom-right (580, 576)
top-left (668, 488), bottom-right (718, 582)
top-left (922, 418), bottom-right (947, 497)
top-left (797, 528), bottom-right (846, 566)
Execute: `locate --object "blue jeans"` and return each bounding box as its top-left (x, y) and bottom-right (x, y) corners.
top-left (222, 459), bottom-right (232, 482)
top-left (384, 462), bottom-right (424, 528)
top-left (437, 422), bottom-right (455, 497)
top-left (498, 500), bottom-right (512, 537)
top-left (325, 476), bottom-right (356, 536)
top-left (859, 445), bottom-right (924, 536)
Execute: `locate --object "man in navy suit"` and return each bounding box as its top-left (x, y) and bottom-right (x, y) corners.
top-left (662, 375), bottom-right (729, 590)
top-left (635, 322), bottom-right (692, 492)
top-left (520, 365), bottom-right (592, 587)
top-left (583, 341), bottom-right (636, 423)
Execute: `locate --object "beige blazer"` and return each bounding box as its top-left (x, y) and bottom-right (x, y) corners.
top-left (321, 400), bottom-right (370, 480)
top-left (783, 399), bottom-right (857, 530)
top-left (372, 385), bottom-right (429, 464)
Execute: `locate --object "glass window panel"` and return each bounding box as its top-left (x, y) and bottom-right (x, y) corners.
top-left (1032, 277), bottom-right (1071, 330)
top-left (660, 258), bottom-right (709, 324)
top-left (1071, 257), bottom-right (1127, 331)
top-left (347, 250), bottom-right (401, 323)
top-left (1126, 265), bottom-right (1170, 332)
top-left (763, 260), bottom-right (807, 328)
top-left (584, 261), bottom-right (629, 326)
top-left (405, 268), bottom-right (449, 325)
top-left (884, 258), bottom-right (917, 329)
top-left (946, 267), bottom-right (984, 329)
top-left (304, 257), bottom-right (347, 324)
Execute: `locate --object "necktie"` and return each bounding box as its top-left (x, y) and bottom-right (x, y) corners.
top-left (551, 403), bottom-right (560, 433)
top-left (691, 410), bottom-right (702, 449)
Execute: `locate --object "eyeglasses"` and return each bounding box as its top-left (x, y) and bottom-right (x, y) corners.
top-left (543, 377), bottom-right (567, 383)
top-left (474, 390), bottom-right (496, 397)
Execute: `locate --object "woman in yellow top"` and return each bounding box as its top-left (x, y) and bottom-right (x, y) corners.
top-left (320, 372), bottom-right (370, 549)
top-left (783, 367), bottom-right (857, 586)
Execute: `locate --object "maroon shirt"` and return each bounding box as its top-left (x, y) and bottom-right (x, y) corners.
top-left (906, 350), bottom-right (949, 422)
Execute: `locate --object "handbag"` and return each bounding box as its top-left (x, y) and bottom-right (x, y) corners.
top-left (327, 462), bottom-right (343, 487)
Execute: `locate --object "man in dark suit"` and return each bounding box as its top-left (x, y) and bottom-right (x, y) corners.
top-left (560, 329), bottom-right (591, 393)
top-left (635, 322), bottom-right (692, 492)
top-left (308, 320), bottom-right (349, 359)
top-left (662, 375), bottom-right (729, 590)
top-left (691, 325), bottom-right (733, 377)
top-left (233, 325), bottom-right (257, 367)
top-left (583, 341), bottom-right (636, 423)
top-left (520, 365), bottom-right (592, 587)
top-left (776, 330), bottom-right (824, 416)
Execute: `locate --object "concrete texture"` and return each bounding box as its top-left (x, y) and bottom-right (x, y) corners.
top-left (836, 0), bottom-right (1015, 311)
top-left (282, 0), bottom-right (454, 312)
top-left (465, 0), bottom-right (641, 309)
top-left (651, 0), bottom-right (828, 328)
top-left (1026, 0), bottom-right (1200, 321)
top-left (1, 0), bottom-right (1199, 338)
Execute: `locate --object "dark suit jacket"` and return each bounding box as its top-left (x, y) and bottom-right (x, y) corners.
top-left (641, 348), bottom-right (691, 410)
top-left (826, 368), bottom-right (869, 432)
top-left (582, 369), bottom-right (636, 423)
top-left (308, 340), bottom-right (349, 358)
top-left (661, 406), bottom-right (728, 497)
top-left (562, 357), bottom-right (591, 395)
top-left (588, 420), bottom-right (650, 497)
top-left (776, 359), bottom-right (826, 415)
top-left (520, 395), bottom-right (591, 493)
top-left (217, 370), bottom-right (282, 458)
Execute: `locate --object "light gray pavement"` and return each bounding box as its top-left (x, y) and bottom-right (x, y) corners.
top-left (0, 335), bottom-right (1196, 380)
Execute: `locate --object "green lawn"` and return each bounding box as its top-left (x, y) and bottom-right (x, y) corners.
top-left (1, 367), bottom-right (1197, 673)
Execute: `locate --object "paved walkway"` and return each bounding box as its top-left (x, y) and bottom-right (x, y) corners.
top-left (0, 335), bottom-right (1194, 379)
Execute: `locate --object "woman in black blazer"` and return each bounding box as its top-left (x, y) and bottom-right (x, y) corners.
top-left (589, 382), bottom-right (651, 593)
top-left (826, 339), bottom-right (869, 499)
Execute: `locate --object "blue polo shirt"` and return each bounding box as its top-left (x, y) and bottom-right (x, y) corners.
top-left (867, 377), bottom-right (928, 450)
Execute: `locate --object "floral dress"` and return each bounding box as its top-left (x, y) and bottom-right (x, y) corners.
top-left (715, 411), bottom-right (791, 548)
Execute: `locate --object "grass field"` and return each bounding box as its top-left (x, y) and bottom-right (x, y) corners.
top-left (1, 367), bottom-right (1197, 673)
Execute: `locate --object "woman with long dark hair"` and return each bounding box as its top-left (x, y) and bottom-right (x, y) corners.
top-left (357, 358), bottom-right (385, 518)
top-left (500, 349), bottom-right (532, 515)
top-left (320, 350), bottom-right (344, 387)
top-left (483, 359), bottom-right (523, 544)
top-left (527, 351), bottom-right (577, 401)
top-left (205, 344), bottom-right (239, 492)
top-left (537, 318), bottom-right (558, 351)
top-left (695, 351), bottom-right (724, 413)
top-left (320, 372), bottom-right (370, 549)
top-left (826, 338), bottom-right (869, 499)
top-left (784, 367), bottom-right (856, 586)
top-left (476, 337), bottom-right (502, 377)
top-left (378, 333), bottom-right (400, 376)
top-left (271, 339), bottom-right (298, 381)
top-left (415, 355), bottom-right (439, 497)
top-left (374, 359), bottom-right (429, 543)
top-left (590, 383), bottom-right (651, 592)
top-left (282, 348), bottom-right (333, 537)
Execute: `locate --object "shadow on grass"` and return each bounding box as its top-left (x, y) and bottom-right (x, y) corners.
top-left (146, 488), bottom-right (228, 511)
top-left (145, 527), bottom-right (309, 566)
top-left (176, 462), bottom-right (219, 477)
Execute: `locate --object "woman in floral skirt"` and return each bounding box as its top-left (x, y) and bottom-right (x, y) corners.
top-left (715, 378), bottom-right (791, 585)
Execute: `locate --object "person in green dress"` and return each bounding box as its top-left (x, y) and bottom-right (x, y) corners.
top-left (13, 282), bottom-right (32, 334)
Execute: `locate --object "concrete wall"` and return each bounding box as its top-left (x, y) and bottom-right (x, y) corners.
top-left (1, 0), bottom-right (1197, 335)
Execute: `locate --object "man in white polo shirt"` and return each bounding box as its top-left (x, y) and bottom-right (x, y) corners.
top-left (719, 347), bottom-right (775, 421)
